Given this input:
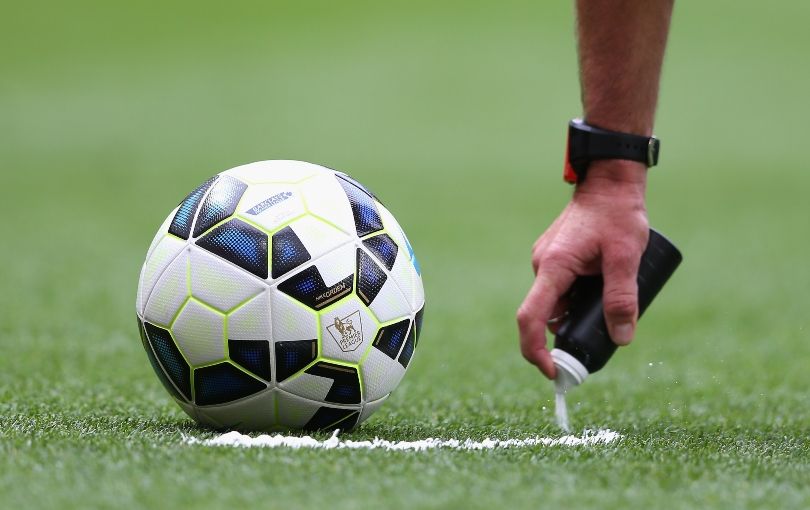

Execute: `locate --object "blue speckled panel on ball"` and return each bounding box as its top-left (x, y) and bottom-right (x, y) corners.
top-left (356, 248), bottom-right (387, 306)
top-left (397, 324), bottom-right (416, 369)
top-left (335, 175), bottom-right (383, 237)
top-left (334, 172), bottom-right (380, 203)
top-left (196, 218), bottom-right (268, 279)
top-left (143, 321), bottom-right (191, 400)
top-left (304, 407), bottom-right (359, 432)
top-left (362, 233), bottom-right (398, 271)
top-left (304, 362), bottom-right (361, 405)
top-left (277, 266), bottom-right (353, 310)
top-left (194, 362), bottom-right (266, 406)
top-left (275, 339), bottom-right (317, 382)
top-left (138, 317), bottom-right (186, 401)
top-left (168, 176), bottom-right (218, 240)
top-left (228, 340), bottom-right (271, 381)
top-left (271, 226), bottom-right (312, 279)
top-left (372, 318), bottom-right (410, 360)
top-left (414, 305), bottom-right (425, 346)
top-left (192, 176), bottom-right (248, 238)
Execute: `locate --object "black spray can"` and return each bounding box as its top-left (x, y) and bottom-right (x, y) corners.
top-left (550, 228), bottom-right (683, 391)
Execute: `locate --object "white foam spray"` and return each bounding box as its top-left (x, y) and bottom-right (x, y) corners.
top-left (551, 349), bottom-right (588, 433)
top-left (554, 391), bottom-right (571, 433)
top-left (184, 429), bottom-right (621, 451)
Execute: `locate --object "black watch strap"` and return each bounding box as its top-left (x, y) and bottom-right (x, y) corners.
top-left (564, 118), bottom-right (660, 184)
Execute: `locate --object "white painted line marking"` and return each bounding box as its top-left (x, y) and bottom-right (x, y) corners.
top-left (185, 428), bottom-right (621, 451)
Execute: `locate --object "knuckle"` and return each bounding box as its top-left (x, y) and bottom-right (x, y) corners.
top-left (603, 290), bottom-right (637, 318)
top-left (516, 306), bottom-right (532, 328)
top-left (604, 244), bottom-right (643, 278)
top-left (539, 249), bottom-right (568, 270)
top-left (615, 247), bottom-right (638, 265)
top-left (531, 254), bottom-right (541, 273)
top-left (608, 242), bottom-right (641, 265)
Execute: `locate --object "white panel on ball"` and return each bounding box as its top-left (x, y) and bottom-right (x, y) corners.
top-left (287, 215), bottom-right (351, 262)
top-left (388, 250), bottom-right (424, 312)
top-left (236, 182), bottom-right (306, 234)
top-left (361, 348), bottom-right (406, 402)
top-left (171, 299), bottom-right (226, 366)
top-left (357, 395), bottom-right (389, 427)
top-left (298, 172), bottom-right (355, 236)
top-left (223, 160), bottom-right (328, 185)
top-left (189, 247), bottom-right (265, 312)
top-left (138, 235), bottom-right (186, 315)
top-left (269, 290), bottom-right (318, 342)
top-left (412, 269), bottom-right (426, 311)
top-left (275, 389), bottom-right (322, 430)
top-left (146, 208), bottom-right (178, 260)
top-left (367, 276), bottom-right (411, 324)
top-left (143, 250), bottom-right (189, 327)
top-left (277, 372), bottom-right (333, 403)
top-left (195, 389), bottom-right (277, 431)
top-left (310, 242), bottom-right (356, 287)
top-left (319, 296), bottom-right (378, 364)
top-left (228, 291), bottom-right (272, 341)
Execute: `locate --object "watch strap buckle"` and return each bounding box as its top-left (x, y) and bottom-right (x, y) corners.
top-left (647, 137), bottom-right (660, 167)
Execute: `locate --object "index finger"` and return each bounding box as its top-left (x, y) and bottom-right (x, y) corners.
top-left (517, 266), bottom-right (576, 379)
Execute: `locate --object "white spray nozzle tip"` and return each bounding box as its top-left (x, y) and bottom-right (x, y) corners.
top-left (551, 348), bottom-right (589, 393)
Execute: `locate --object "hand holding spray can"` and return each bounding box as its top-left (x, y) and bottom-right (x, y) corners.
top-left (551, 228), bottom-right (682, 431)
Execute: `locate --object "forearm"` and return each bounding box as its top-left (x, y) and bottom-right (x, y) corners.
top-left (576, 0), bottom-right (674, 135)
top-left (575, 0), bottom-right (674, 188)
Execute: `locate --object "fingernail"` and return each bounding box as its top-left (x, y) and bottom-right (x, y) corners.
top-left (612, 323), bottom-right (634, 345)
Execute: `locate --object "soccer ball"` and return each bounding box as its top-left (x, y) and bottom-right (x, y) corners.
top-left (135, 160), bottom-right (424, 431)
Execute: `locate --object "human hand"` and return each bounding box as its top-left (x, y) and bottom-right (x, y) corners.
top-left (517, 160), bottom-right (650, 379)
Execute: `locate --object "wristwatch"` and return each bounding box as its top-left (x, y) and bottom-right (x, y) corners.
top-left (564, 118), bottom-right (660, 184)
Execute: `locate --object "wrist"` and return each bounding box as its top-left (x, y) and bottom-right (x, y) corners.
top-left (574, 160), bottom-right (647, 201)
top-left (564, 119), bottom-right (660, 186)
top-left (583, 114), bottom-right (653, 138)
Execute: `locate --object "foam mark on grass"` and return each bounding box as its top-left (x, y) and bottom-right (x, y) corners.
top-left (185, 429), bottom-right (622, 451)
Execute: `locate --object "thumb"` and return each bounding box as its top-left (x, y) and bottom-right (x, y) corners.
top-left (601, 246), bottom-right (641, 345)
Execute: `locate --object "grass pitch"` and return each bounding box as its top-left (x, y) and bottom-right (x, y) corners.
top-left (2, 1), bottom-right (810, 508)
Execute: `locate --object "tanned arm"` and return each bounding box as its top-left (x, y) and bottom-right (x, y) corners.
top-left (518, 0), bottom-right (675, 379)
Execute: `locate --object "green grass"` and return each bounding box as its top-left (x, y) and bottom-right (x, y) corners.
top-left (2, 1), bottom-right (810, 508)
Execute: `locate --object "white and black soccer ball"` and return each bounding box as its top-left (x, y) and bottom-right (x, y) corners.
top-left (135, 161), bottom-right (424, 431)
